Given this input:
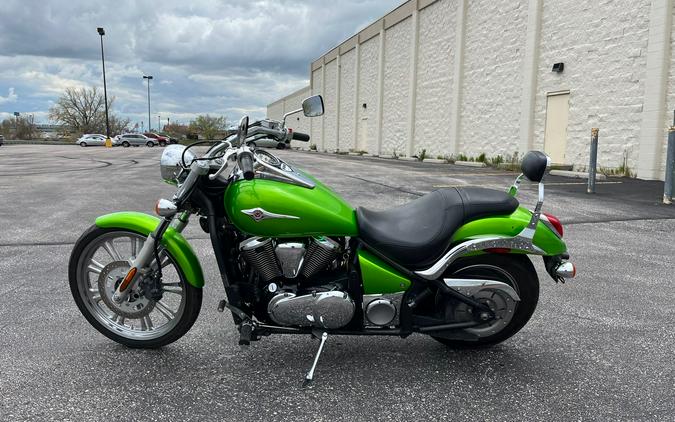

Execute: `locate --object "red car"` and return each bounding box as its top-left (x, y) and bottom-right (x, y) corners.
top-left (143, 132), bottom-right (170, 146)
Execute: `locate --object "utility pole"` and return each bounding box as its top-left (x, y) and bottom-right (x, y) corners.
top-left (143, 75), bottom-right (153, 132)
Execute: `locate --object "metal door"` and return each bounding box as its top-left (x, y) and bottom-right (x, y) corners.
top-left (543, 92), bottom-right (570, 164)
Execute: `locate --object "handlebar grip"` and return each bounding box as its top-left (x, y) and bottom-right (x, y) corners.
top-left (292, 131), bottom-right (310, 142)
top-left (238, 151), bottom-right (255, 180)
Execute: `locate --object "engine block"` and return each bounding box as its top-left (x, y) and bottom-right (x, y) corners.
top-left (267, 290), bottom-right (355, 329)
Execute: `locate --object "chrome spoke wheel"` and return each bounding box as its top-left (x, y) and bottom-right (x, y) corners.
top-left (76, 231), bottom-right (187, 340)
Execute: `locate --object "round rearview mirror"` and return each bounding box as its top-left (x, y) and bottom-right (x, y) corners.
top-left (237, 116), bottom-right (249, 144)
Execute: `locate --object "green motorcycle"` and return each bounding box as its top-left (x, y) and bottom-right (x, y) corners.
top-left (69, 95), bottom-right (575, 384)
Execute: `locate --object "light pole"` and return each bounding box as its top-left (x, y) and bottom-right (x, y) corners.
top-left (13, 112), bottom-right (19, 139)
top-left (97, 27), bottom-right (111, 147)
top-left (158, 115), bottom-right (161, 132)
top-left (143, 75), bottom-right (153, 132)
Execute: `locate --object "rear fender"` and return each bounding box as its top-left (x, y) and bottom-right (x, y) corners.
top-left (450, 206), bottom-right (567, 256)
top-left (95, 212), bottom-right (205, 288)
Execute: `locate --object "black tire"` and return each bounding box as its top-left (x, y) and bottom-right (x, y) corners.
top-left (431, 254), bottom-right (539, 349)
top-left (122, 141), bottom-right (130, 148)
top-left (68, 225), bottom-right (202, 348)
top-left (80, 142), bottom-right (87, 147)
top-left (146, 141), bottom-right (154, 147)
top-left (159, 140), bottom-right (166, 147)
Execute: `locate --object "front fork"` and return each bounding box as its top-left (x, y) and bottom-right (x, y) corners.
top-left (111, 211), bottom-right (190, 303)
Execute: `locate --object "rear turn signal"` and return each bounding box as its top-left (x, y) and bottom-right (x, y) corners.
top-left (542, 212), bottom-right (563, 237)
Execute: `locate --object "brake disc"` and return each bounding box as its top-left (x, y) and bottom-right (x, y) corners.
top-left (98, 261), bottom-right (155, 319)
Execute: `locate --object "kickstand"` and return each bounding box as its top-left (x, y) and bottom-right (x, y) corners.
top-left (303, 332), bottom-right (328, 387)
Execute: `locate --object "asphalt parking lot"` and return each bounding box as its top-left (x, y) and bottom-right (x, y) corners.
top-left (1, 144), bottom-right (674, 421)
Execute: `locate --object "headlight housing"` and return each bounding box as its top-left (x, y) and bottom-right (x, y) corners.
top-left (160, 144), bottom-right (196, 185)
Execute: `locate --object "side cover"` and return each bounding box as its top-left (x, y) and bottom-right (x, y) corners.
top-left (95, 212), bottom-right (205, 288)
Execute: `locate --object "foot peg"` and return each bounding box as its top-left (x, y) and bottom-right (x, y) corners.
top-left (303, 332), bottom-right (328, 387)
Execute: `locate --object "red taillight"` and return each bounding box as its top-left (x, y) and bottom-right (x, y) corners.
top-left (542, 212), bottom-right (563, 237)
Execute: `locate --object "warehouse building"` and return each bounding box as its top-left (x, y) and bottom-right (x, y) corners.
top-left (267, 0), bottom-right (675, 180)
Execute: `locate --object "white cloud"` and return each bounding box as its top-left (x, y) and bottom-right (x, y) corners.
top-left (0, 0), bottom-right (402, 124)
top-left (0, 87), bottom-right (18, 104)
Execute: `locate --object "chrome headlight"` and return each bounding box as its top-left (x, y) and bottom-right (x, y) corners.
top-left (160, 144), bottom-right (195, 185)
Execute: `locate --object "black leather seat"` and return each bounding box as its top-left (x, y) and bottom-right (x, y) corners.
top-left (357, 187), bottom-right (519, 269)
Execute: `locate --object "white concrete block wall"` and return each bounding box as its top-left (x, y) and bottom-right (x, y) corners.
top-left (460, 0), bottom-right (527, 159)
top-left (311, 69), bottom-right (323, 148)
top-left (381, 18), bottom-right (413, 157)
top-left (534, 0), bottom-right (650, 172)
top-left (358, 36), bottom-right (381, 153)
top-left (339, 48), bottom-right (357, 151)
top-left (268, 0), bottom-right (675, 180)
top-left (323, 59), bottom-right (339, 151)
top-left (267, 101), bottom-right (284, 121)
top-left (414, 0), bottom-right (456, 158)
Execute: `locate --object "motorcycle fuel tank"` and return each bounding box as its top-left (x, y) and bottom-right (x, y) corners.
top-left (224, 177), bottom-right (358, 238)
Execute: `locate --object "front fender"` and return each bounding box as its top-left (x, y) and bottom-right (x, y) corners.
top-left (95, 212), bottom-right (205, 288)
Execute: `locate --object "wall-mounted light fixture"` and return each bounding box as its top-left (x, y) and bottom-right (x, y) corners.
top-left (362, 103), bottom-right (367, 110)
top-left (552, 62), bottom-right (564, 73)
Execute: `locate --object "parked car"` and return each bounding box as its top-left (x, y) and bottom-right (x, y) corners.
top-left (158, 133), bottom-right (179, 144)
top-left (114, 133), bottom-right (159, 147)
top-left (77, 134), bottom-right (107, 147)
top-left (143, 132), bottom-right (171, 146)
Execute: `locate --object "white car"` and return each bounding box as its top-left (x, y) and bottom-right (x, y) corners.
top-left (77, 134), bottom-right (107, 147)
top-left (114, 133), bottom-right (159, 147)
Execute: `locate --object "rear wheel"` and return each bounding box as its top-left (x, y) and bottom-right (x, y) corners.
top-left (122, 141), bottom-right (130, 147)
top-left (80, 142), bottom-right (87, 147)
top-left (69, 226), bottom-right (202, 348)
top-left (430, 254), bottom-right (539, 348)
top-left (146, 141), bottom-right (154, 147)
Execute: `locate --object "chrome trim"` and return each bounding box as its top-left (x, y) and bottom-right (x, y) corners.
top-left (239, 236), bottom-right (272, 251)
top-left (443, 278), bottom-right (521, 302)
top-left (254, 154), bottom-right (315, 189)
top-left (155, 198), bottom-right (177, 217)
top-left (241, 207), bottom-right (300, 222)
top-left (415, 234), bottom-right (545, 280)
top-left (555, 261), bottom-right (576, 278)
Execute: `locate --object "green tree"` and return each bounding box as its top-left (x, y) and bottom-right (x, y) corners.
top-left (189, 115), bottom-right (227, 140)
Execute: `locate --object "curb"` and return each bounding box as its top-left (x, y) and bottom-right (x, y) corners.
top-left (550, 170), bottom-right (607, 180)
top-left (455, 160), bottom-right (487, 168)
top-left (423, 158), bottom-right (446, 164)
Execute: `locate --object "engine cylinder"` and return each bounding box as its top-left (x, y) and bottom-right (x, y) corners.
top-left (301, 237), bottom-right (340, 278)
top-left (239, 237), bottom-right (281, 282)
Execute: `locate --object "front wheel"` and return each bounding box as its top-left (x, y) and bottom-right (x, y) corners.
top-left (122, 141), bottom-right (130, 148)
top-left (146, 141), bottom-right (154, 147)
top-left (431, 254), bottom-right (539, 349)
top-left (80, 142), bottom-right (87, 147)
top-left (68, 226), bottom-right (202, 348)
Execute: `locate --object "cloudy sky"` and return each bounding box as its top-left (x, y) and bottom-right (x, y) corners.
top-left (0, 0), bottom-right (401, 128)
